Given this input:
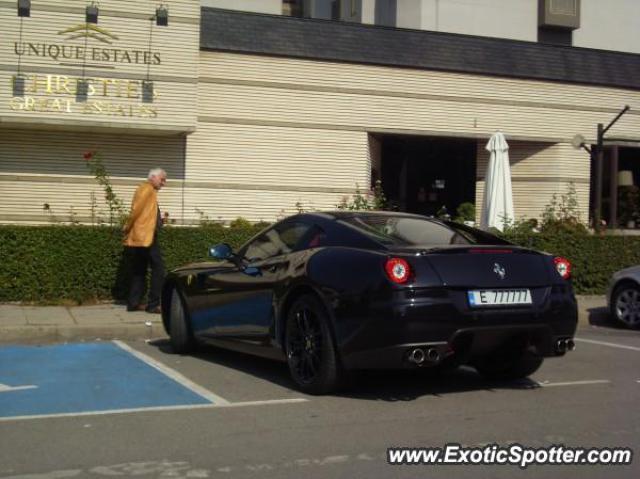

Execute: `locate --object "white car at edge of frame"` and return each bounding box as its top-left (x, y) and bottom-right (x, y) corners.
top-left (607, 265), bottom-right (640, 329)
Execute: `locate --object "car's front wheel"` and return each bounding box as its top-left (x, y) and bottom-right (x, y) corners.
top-left (474, 346), bottom-right (543, 381)
top-left (169, 288), bottom-right (195, 354)
top-left (611, 283), bottom-right (640, 329)
top-left (285, 294), bottom-right (341, 395)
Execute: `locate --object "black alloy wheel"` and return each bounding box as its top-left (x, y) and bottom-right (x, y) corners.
top-left (285, 295), bottom-right (340, 395)
top-left (611, 284), bottom-right (640, 330)
top-left (169, 288), bottom-right (195, 354)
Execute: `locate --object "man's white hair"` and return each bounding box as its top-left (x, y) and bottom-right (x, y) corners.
top-left (148, 168), bottom-right (166, 179)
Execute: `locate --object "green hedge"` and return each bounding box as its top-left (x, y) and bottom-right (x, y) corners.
top-left (1, 225), bottom-right (640, 303)
top-left (0, 224), bottom-right (264, 303)
top-left (502, 230), bottom-right (640, 294)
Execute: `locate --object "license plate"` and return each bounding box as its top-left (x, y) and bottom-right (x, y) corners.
top-left (467, 289), bottom-right (532, 307)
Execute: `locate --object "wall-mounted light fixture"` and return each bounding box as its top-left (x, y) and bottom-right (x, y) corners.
top-left (571, 134), bottom-right (591, 154)
top-left (12, 74), bottom-right (25, 97)
top-left (142, 5), bottom-right (169, 104)
top-left (76, 79), bottom-right (89, 102)
top-left (86, 2), bottom-right (99, 24)
top-left (14, 0), bottom-right (31, 96)
top-left (17, 0), bottom-right (30, 17)
top-left (142, 80), bottom-right (154, 103)
top-left (156, 5), bottom-right (168, 26)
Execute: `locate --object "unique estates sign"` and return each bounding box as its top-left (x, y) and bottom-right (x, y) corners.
top-left (9, 22), bottom-right (162, 119)
top-left (14, 23), bottom-right (162, 66)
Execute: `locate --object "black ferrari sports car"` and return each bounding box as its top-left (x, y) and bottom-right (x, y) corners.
top-left (161, 211), bottom-right (577, 394)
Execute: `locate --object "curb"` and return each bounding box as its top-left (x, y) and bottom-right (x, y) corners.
top-left (0, 323), bottom-right (168, 345)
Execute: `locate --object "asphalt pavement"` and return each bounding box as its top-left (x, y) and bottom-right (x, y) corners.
top-left (0, 319), bottom-right (638, 479)
top-left (0, 295), bottom-right (611, 344)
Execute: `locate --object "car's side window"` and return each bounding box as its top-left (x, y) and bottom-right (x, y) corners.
top-left (244, 222), bottom-right (311, 261)
top-left (300, 225), bottom-right (328, 249)
top-left (279, 222), bottom-right (311, 250)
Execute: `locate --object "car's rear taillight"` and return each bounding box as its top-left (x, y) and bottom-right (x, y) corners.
top-left (554, 256), bottom-right (571, 280)
top-left (385, 258), bottom-right (411, 284)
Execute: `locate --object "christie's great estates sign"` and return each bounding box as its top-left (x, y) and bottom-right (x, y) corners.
top-left (9, 22), bottom-right (162, 119)
top-left (10, 74), bottom-right (158, 118)
top-left (13, 23), bottom-right (162, 66)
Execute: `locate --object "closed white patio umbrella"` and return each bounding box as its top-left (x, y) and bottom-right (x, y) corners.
top-left (480, 131), bottom-right (514, 231)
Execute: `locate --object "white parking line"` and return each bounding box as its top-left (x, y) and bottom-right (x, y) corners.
top-left (0, 383), bottom-right (38, 393)
top-left (113, 340), bottom-right (230, 405)
top-left (537, 380), bottom-right (611, 387)
top-left (0, 398), bottom-right (310, 423)
top-left (574, 338), bottom-right (640, 352)
top-left (226, 399), bottom-right (309, 408)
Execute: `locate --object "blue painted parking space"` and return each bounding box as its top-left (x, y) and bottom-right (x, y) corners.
top-left (0, 342), bottom-right (212, 418)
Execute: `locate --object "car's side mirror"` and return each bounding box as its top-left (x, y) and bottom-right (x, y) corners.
top-left (209, 243), bottom-right (233, 260)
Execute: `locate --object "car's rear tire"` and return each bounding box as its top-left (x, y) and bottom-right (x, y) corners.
top-left (474, 346), bottom-right (543, 381)
top-left (169, 288), bottom-right (195, 354)
top-left (285, 294), bottom-right (341, 395)
top-left (611, 283), bottom-right (640, 329)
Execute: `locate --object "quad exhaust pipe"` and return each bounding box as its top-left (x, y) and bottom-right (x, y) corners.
top-left (408, 347), bottom-right (441, 365)
top-left (556, 338), bottom-right (576, 354)
top-left (408, 348), bottom-right (425, 364)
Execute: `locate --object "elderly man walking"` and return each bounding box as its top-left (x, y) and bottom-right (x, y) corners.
top-left (123, 168), bottom-right (167, 314)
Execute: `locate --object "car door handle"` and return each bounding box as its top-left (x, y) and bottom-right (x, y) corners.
top-left (243, 266), bottom-right (262, 277)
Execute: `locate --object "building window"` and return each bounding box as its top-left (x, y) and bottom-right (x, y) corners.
top-left (375, 0), bottom-right (396, 27)
top-left (283, 0), bottom-right (303, 17)
top-left (331, 0), bottom-right (340, 20)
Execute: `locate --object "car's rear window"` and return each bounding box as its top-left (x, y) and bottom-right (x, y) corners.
top-left (340, 215), bottom-right (499, 246)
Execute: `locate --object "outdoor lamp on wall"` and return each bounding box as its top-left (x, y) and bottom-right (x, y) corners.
top-left (86, 3), bottom-right (99, 24)
top-left (76, 79), bottom-right (89, 102)
top-left (156, 5), bottom-right (168, 26)
top-left (12, 74), bottom-right (25, 97)
top-left (17, 0), bottom-right (30, 17)
top-left (142, 80), bottom-right (154, 103)
top-left (618, 171), bottom-right (634, 187)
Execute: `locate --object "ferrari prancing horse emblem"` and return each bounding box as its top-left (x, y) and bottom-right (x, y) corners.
top-left (493, 263), bottom-right (506, 280)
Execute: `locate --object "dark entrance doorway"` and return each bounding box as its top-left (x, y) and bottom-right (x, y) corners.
top-left (377, 135), bottom-right (476, 217)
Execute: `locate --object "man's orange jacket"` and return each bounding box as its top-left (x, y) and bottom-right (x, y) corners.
top-left (123, 181), bottom-right (158, 247)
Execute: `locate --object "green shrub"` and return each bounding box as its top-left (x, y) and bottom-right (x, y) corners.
top-left (500, 229), bottom-right (640, 294)
top-left (1, 223), bottom-right (639, 302)
top-left (229, 217), bottom-right (253, 229)
top-left (454, 202), bottom-right (475, 223)
top-left (0, 224), bottom-right (266, 304)
top-left (337, 180), bottom-right (388, 211)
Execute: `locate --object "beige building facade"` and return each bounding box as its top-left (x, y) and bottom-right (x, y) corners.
top-left (1, 2), bottom-right (639, 226)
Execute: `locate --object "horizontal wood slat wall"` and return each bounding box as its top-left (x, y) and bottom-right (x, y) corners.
top-left (199, 52), bottom-right (640, 143)
top-left (0, 128), bottom-right (360, 224)
top-left (1, 0), bottom-right (199, 132)
top-left (0, 128), bottom-right (185, 224)
top-left (475, 140), bottom-right (591, 223)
